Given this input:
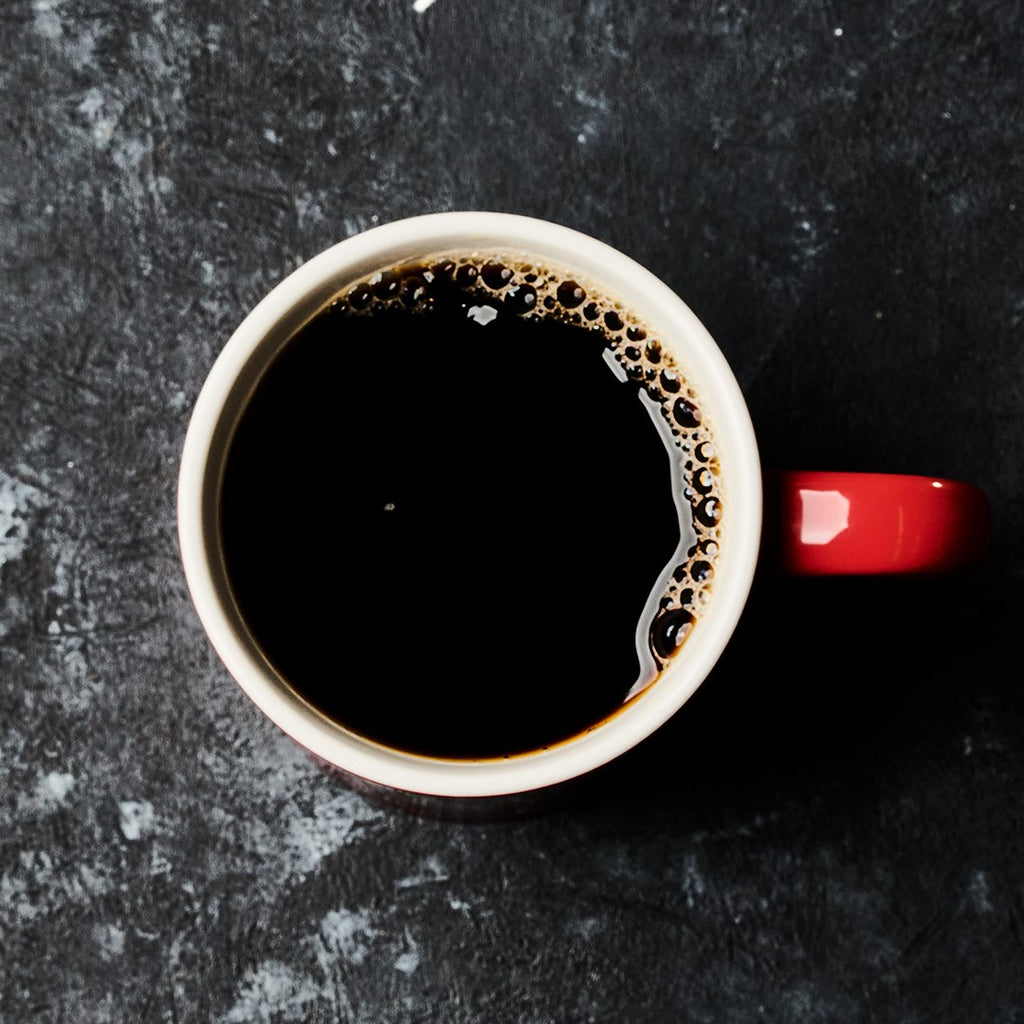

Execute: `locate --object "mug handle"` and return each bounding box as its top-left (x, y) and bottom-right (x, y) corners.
top-left (763, 471), bottom-right (991, 575)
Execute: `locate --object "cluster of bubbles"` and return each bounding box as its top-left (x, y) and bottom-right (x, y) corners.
top-left (331, 253), bottom-right (724, 670)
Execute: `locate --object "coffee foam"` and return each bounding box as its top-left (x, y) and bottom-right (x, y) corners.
top-left (325, 251), bottom-right (724, 696)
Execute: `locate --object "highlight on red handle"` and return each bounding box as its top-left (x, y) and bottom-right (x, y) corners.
top-left (764, 471), bottom-right (990, 575)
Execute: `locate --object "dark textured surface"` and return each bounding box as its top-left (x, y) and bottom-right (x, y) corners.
top-left (2, 1), bottom-right (1023, 1021)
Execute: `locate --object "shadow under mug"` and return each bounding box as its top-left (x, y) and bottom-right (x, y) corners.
top-left (177, 212), bottom-right (989, 813)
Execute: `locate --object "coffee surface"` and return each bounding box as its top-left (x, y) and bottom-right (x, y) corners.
top-left (219, 255), bottom-right (722, 758)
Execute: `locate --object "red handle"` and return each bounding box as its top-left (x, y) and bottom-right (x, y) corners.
top-left (764, 471), bottom-right (990, 575)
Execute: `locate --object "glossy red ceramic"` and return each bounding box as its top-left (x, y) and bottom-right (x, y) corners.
top-left (765, 471), bottom-right (991, 575)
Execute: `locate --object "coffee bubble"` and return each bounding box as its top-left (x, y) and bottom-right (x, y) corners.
top-left (482, 262), bottom-right (514, 289)
top-left (455, 264), bottom-right (479, 287)
top-left (557, 280), bottom-right (587, 308)
top-left (693, 468), bottom-right (713, 494)
top-left (696, 497), bottom-right (722, 528)
top-left (672, 397), bottom-right (702, 428)
top-left (504, 284), bottom-right (538, 314)
top-left (650, 608), bottom-right (696, 659)
top-left (690, 560), bottom-right (713, 582)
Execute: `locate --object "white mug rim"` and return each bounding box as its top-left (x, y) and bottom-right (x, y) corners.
top-left (177, 211), bottom-right (762, 798)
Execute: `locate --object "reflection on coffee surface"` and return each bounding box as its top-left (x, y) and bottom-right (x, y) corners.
top-left (219, 253), bottom-right (723, 759)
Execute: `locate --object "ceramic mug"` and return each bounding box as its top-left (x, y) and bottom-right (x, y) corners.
top-left (177, 212), bottom-right (988, 807)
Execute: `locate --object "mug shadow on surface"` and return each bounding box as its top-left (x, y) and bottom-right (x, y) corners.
top-left (580, 563), bottom-right (1023, 824)
top-left (309, 567), bottom-right (1021, 825)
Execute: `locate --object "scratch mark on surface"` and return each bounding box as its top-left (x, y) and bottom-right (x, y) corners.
top-left (396, 854), bottom-right (449, 889)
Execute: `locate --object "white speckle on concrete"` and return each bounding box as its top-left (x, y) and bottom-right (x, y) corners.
top-left (792, 214), bottom-right (827, 267)
top-left (412, 0), bottom-right (437, 13)
top-left (570, 916), bottom-right (603, 939)
top-left (785, 984), bottom-right (818, 1017)
top-left (218, 905), bottom-right (422, 1019)
top-left (23, 849), bottom-right (51, 872)
top-left (203, 22), bottom-right (223, 53)
top-left (968, 869), bottom-right (994, 913)
top-left (210, 735), bottom-right (382, 885)
top-left (942, 110), bottom-right (952, 119)
top-left (393, 934), bottom-right (421, 975)
top-left (681, 853), bottom-right (706, 909)
top-left (110, 135), bottom-right (150, 187)
top-left (572, 90), bottom-right (609, 144)
top-left (280, 792), bottom-right (380, 876)
top-left (316, 907), bottom-right (379, 967)
top-left (150, 847), bottom-right (172, 876)
top-left (79, 863), bottom-right (113, 896)
top-left (77, 87), bottom-right (118, 147)
top-left (221, 961), bottom-right (320, 1024)
top-left (574, 88), bottom-right (610, 112)
top-left (263, 128), bottom-right (283, 145)
top-left (1, 848), bottom-right (115, 930)
top-left (833, 26), bottom-right (843, 37)
top-left (32, 0), bottom-right (63, 40)
top-left (294, 191), bottom-right (324, 226)
top-left (50, 637), bottom-right (98, 713)
top-left (92, 923), bottom-right (126, 961)
top-left (118, 800), bottom-right (156, 841)
top-left (36, 771), bottom-right (75, 805)
top-left (0, 470), bottom-right (44, 567)
top-left (394, 949), bottom-right (420, 974)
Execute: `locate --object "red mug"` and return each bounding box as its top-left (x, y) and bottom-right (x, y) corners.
top-left (178, 212), bottom-right (989, 805)
top-left (765, 470), bottom-right (988, 575)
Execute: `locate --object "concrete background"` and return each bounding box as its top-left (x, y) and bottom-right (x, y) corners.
top-left (2, 1), bottom-right (1022, 1021)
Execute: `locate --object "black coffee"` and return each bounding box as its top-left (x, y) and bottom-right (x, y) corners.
top-left (219, 254), bottom-right (723, 759)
